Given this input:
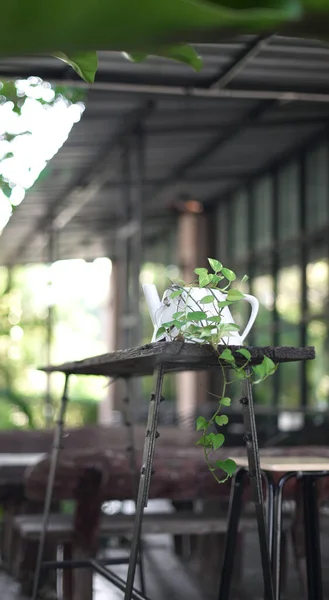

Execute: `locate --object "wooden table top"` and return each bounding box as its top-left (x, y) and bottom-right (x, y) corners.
top-left (40, 342), bottom-right (315, 378)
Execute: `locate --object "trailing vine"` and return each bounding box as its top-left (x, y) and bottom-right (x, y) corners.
top-left (155, 258), bottom-right (278, 483)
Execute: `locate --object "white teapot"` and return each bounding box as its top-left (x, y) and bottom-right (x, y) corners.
top-left (142, 284), bottom-right (259, 345)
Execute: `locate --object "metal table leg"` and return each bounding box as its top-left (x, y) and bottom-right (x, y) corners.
top-left (302, 475), bottom-right (323, 600)
top-left (124, 365), bottom-right (165, 600)
top-left (240, 368), bottom-right (275, 600)
top-left (31, 375), bottom-right (70, 600)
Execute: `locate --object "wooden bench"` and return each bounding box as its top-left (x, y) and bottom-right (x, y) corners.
top-left (12, 510), bottom-right (292, 599)
top-left (13, 510), bottom-right (267, 540)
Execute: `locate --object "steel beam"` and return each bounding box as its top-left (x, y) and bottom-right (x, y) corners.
top-left (2, 66), bottom-right (329, 103)
top-left (146, 99), bottom-right (276, 211)
top-left (207, 35), bottom-right (273, 90)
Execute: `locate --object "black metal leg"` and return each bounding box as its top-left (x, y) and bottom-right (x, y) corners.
top-left (302, 475), bottom-right (323, 600)
top-left (124, 365), bottom-right (165, 600)
top-left (240, 369), bottom-right (274, 600)
top-left (272, 473), bottom-right (294, 600)
top-left (218, 468), bottom-right (246, 600)
top-left (263, 471), bottom-right (275, 560)
top-left (91, 560), bottom-right (151, 600)
top-left (123, 384), bottom-right (147, 597)
top-left (31, 375), bottom-right (70, 600)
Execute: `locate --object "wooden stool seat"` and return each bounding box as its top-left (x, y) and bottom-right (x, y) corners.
top-left (232, 455), bottom-right (329, 473)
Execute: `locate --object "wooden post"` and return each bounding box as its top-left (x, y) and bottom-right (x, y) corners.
top-left (176, 211), bottom-right (209, 428)
top-left (72, 466), bottom-right (106, 600)
top-left (98, 260), bottom-right (122, 423)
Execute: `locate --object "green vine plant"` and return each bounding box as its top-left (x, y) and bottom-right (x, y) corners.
top-left (155, 258), bottom-right (278, 484)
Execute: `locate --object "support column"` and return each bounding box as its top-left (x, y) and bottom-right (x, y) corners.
top-left (176, 211), bottom-right (209, 428)
top-left (98, 261), bottom-right (121, 424)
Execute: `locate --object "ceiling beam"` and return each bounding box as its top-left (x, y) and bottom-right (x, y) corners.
top-left (2, 68), bottom-right (329, 104)
top-left (146, 99), bottom-right (277, 212)
top-left (7, 101), bottom-right (154, 266)
top-left (206, 35), bottom-right (273, 89)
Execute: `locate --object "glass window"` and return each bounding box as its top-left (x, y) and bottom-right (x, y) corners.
top-left (278, 161), bottom-right (300, 242)
top-left (306, 248), bottom-right (329, 319)
top-left (277, 324), bottom-right (302, 408)
top-left (307, 319), bottom-right (329, 410)
top-left (216, 201), bottom-right (229, 264)
top-left (230, 188), bottom-right (249, 261)
top-left (306, 143), bottom-right (329, 232)
top-left (253, 176), bottom-right (273, 251)
top-left (276, 246), bottom-right (302, 325)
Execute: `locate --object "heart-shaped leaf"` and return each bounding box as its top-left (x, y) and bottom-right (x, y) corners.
top-left (215, 414), bottom-right (229, 426)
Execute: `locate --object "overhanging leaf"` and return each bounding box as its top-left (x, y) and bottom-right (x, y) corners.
top-left (53, 51), bottom-right (98, 83)
top-left (124, 45), bottom-right (203, 71)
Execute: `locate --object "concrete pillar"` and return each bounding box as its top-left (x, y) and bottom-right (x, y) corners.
top-left (98, 261), bottom-right (122, 424)
top-left (176, 212), bottom-right (209, 428)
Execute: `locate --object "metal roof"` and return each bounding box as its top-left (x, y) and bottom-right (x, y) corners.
top-left (1, 34), bottom-right (329, 265)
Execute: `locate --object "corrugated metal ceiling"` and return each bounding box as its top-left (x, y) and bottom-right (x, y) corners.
top-left (1, 35), bottom-right (329, 264)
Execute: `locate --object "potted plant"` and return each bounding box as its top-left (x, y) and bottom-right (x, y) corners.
top-left (152, 258), bottom-right (277, 483)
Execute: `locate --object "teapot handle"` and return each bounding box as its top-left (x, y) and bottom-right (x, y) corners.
top-left (239, 294), bottom-right (259, 343)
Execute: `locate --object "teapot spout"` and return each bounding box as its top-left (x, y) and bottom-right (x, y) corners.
top-left (142, 283), bottom-right (162, 326)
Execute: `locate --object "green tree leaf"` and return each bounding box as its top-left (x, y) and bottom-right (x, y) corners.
top-left (208, 258), bottom-right (223, 273)
top-left (53, 51), bottom-right (98, 83)
top-left (241, 274), bottom-right (249, 283)
top-left (215, 414), bottom-right (229, 426)
top-left (124, 44), bottom-right (203, 71)
top-left (196, 416), bottom-right (208, 431)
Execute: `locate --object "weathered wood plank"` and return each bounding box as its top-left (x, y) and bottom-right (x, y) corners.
top-left (40, 342), bottom-right (315, 378)
top-left (15, 511), bottom-right (289, 540)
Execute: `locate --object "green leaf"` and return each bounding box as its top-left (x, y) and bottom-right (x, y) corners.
top-left (215, 415), bottom-right (229, 426)
top-left (227, 289), bottom-right (244, 301)
top-left (208, 258), bottom-right (223, 273)
top-left (241, 275), bottom-right (249, 284)
top-left (217, 300), bottom-right (233, 308)
top-left (186, 311), bottom-right (207, 321)
top-left (262, 356), bottom-right (276, 375)
top-left (170, 289), bottom-right (184, 299)
top-left (194, 268), bottom-right (208, 276)
top-left (215, 459), bottom-right (237, 477)
top-left (222, 268), bottom-right (236, 282)
top-left (124, 44), bottom-right (203, 71)
top-left (196, 416), bottom-right (208, 431)
top-left (53, 51), bottom-right (98, 83)
top-left (155, 326), bottom-right (166, 338)
top-left (237, 348), bottom-right (251, 360)
top-left (208, 274), bottom-right (224, 285)
top-left (219, 348), bottom-right (235, 363)
top-left (196, 434), bottom-right (212, 448)
top-left (172, 311), bottom-right (184, 319)
top-left (220, 397), bottom-right (231, 407)
top-left (200, 277), bottom-right (212, 287)
top-left (162, 320), bottom-right (174, 328)
top-left (209, 432), bottom-right (225, 449)
top-left (206, 315), bottom-right (222, 323)
top-left (200, 295), bottom-right (215, 304)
